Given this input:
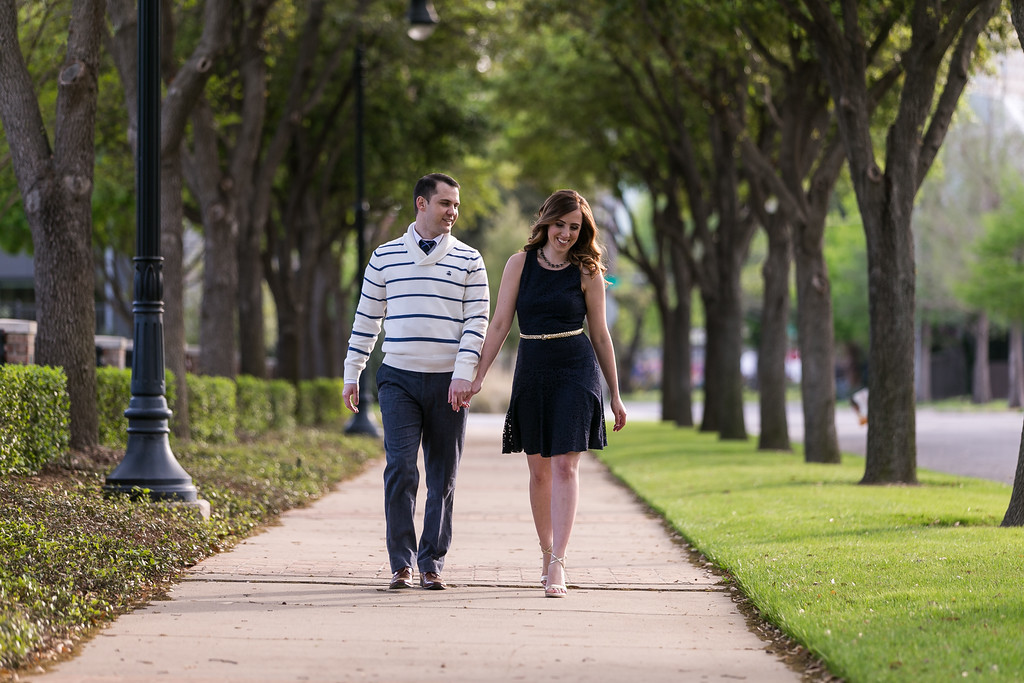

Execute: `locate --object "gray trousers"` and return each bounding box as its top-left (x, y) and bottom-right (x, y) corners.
top-left (375, 363), bottom-right (468, 574)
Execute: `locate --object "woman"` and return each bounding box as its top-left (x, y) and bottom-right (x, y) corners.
top-left (471, 189), bottom-right (627, 598)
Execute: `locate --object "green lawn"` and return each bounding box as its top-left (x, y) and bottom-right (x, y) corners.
top-left (597, 422), bottom-right (1024, 682)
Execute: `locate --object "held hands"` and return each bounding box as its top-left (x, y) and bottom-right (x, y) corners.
top-left (448, 378), bottom-right (473, 412)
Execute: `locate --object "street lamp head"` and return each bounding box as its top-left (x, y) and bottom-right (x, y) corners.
top-left (407, 0), bottom-right (439, 40)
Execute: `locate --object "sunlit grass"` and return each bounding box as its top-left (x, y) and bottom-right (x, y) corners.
top-left (598, 422), bottom-right (1024, 682)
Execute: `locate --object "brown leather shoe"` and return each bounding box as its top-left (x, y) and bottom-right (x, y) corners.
top-left (389, 567), bottom-right (413, 589)
top-left (420, 571), bottom-right (447, 590)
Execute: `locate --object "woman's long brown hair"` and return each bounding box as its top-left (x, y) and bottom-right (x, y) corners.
top-left (525, 189), bottom-right (606, 278)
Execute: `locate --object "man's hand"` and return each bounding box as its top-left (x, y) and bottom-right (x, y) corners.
top-left (343, 382), bottom-right (359, 413)
top-left (448, 378), bottom-right (473, 411)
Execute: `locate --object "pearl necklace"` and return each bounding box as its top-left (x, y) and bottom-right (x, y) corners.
top-left (538, 247), bottom-right (569, 269)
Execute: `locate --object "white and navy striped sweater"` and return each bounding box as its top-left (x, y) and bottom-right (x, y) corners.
top-left (343, 224), bottom-right (490, 383)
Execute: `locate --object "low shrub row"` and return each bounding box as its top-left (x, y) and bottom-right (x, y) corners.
top-left (2, 366), bottom-right (351, 474)
top-left (0, 366), bottom-right (70, 476)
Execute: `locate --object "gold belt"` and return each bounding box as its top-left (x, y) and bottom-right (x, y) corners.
top-left (520, 328), bottom-right (584, 340)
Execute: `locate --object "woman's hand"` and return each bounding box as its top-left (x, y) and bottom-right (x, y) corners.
top-left (610, 396), bottom-right (627, 432)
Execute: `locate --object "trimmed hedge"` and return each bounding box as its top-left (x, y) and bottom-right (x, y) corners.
top-left (268, 379), bottom-right (296, 431)
top-left (312, 378), bottom-right (345, 426)
top-left (0, 365), bottom-right (70, 475)
top-left (296, 380), bottom-right (317, 427)
top-left (8, 367), bottom-right (337, 461)
top-left (96, 367), bottom-right (132, 449)
top-left (185, 375), bottom-right (236, 444)
top-left (97, 372), bottom-right (301, 447)
top-left (236, 375), bottom-right (273, 437)
top-left (296, 378), bottom-right (346, 428)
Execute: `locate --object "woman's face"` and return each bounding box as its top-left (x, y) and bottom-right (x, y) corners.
top-left (545, 208), bottom-right (582, 254)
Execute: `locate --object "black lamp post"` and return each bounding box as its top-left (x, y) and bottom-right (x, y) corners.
top-left (345, 1), bottom-right (439, 436)
top-left (104, 0), bottom-right (198, 502)
top-left (344, 39), bottom-right (379, 437)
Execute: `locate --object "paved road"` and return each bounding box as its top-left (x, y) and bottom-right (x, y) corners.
top-left (628, 401), bottom-right (1023, 486)
top-left (835, 407), bottom-right (1022, 485)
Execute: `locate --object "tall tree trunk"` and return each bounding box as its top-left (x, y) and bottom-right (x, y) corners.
top-left (916, 320), bottom-right (932, 402)
top-left (0, 0), bottom-right (104, 450)
top-left (305, 260), bottom-right (331, 379)
top-left (198, 209), bottom-right (240, 377)
top-left (34, 192), bottom-right (99, 451)
top-left (187, 100), bottom-right (238, 377)
top-left (797, 0), bottom-right (1000, 483)
top-left (997, 0), bottom-right (1024, 528)
top-left (305, 247), bottom-right (347, 379)
top-left (793, 224), bottom-right (841, 463)
top-left (661, 299), bottom-right (693, 427)
top-left (1001, 416), bottom-right (1024, 526)
top-left (161, 149), bottom-right (190, 438)
top-left (860, 180), bottom-right (918, 483)
top-left (664, 241), bottom-right (694, 427)
top-left (714, 265), bottom-right (747, 441)
top-left (275, 297), bottom-right (305, 383)
top-left (1008, 322), bottom-right (1024, 409)
top-left (234, 1), bottom-right (272, 379)
top-left (757, 216), bottom-right (792, 451)
top-left (972, 312), bottom-right (992, 404)
top-left (237, 237), bottom-right (266, 378)
top-left (700, 286), bottom-right (721, 434)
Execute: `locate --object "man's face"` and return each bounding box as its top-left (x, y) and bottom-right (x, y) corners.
top-left (417, 183), bottom-right (460, 239)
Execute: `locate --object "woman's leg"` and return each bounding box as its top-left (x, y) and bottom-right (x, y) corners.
top-left (526, 453), bottom-right (553, 581)
top-left (547, 451), bottom-right (581, 590)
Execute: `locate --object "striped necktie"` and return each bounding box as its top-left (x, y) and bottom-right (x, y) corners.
top-left (419, 239), bottom-right (435, 254)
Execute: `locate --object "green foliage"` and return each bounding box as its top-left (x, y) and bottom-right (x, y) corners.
top-left (292, 379), bottom-right (345, 428)
top-left (96, 367), bottom-right (131, 449)
top-left (825, 199), bottom-right (870, 349)
top-left (0, 428), bottom-right (376, 673)
top-left (958, 185), bottom-right (1024, 325)
top-left (296, 381), bottom-right (317, 427)
top-left (267, 379), bottom-right (297, 431)
top-left (600, 422), bottom-right (1024, 682)
top-left (184, 375), bottom-right (236, 444)
top-left (235, 375), bottom-right (273, 437)
top-left (914, 100), bottom-right (1024, 324)
top-left (311, 378), bottom-right (345, 427)
top-left (0, 365), bottom-right (69, 475)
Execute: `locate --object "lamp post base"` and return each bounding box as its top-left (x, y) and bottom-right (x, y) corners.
top-left (344, 409), bottom-right (380, 437)
top-left (104, 395), bottom-right (199, 502)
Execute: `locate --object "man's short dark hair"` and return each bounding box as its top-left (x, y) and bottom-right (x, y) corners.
top-left (414, 173), bottom-right (460, 206)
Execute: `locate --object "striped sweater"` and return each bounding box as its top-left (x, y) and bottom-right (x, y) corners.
top-left (343, 224), bottom-right (490, 383)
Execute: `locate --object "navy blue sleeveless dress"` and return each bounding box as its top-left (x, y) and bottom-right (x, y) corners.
top-left (502, 249), bottom-right (607, 456)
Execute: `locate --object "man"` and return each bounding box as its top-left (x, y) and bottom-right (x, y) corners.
top-left (343, 173), bottom-right (489, 590)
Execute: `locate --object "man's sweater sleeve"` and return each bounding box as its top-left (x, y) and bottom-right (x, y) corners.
top-left (343, 255), bottom-right (386, 384)
top-left (453, 250), bottom-right (490, 382)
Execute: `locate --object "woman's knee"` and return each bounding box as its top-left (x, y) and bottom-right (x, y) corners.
top-left (551, 452), bottom-right (580, 479)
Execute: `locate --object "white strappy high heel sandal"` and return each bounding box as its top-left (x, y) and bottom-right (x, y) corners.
top-left (540, 544), bottom-right (553, 587)
top-left (545, 554), bottom-right (568, 598)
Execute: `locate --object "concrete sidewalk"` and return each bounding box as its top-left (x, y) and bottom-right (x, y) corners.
top-left (37, 413), bottom-right (801, 682)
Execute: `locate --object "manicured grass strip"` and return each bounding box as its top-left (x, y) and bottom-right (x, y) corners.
top-left (597, 421), bottom-right (1024, 683)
